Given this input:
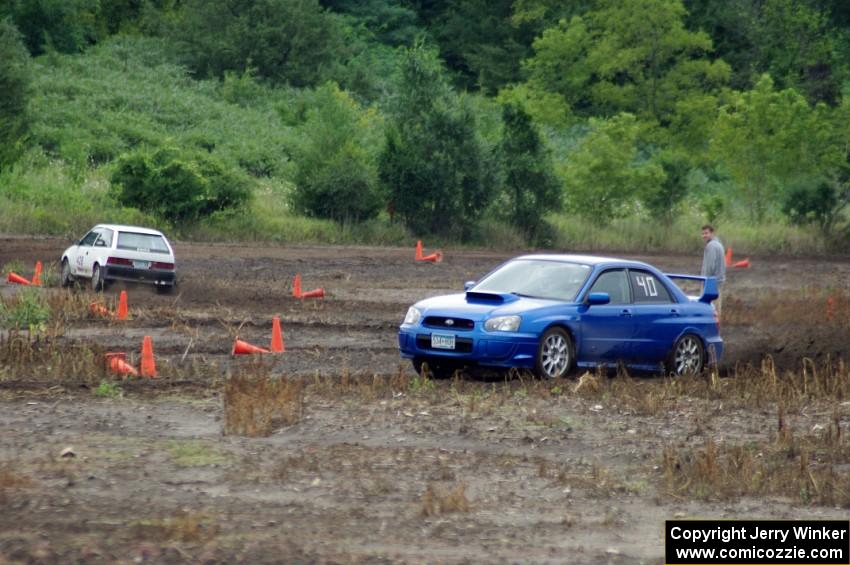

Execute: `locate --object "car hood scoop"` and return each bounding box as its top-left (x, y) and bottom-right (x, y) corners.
top-left (465, 291), bottom-right (519, 304)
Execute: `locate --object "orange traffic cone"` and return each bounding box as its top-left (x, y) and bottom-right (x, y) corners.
top-left (140, 336), bottom-right (157, 378)
top-left (270, 316), bottom-right (285, 353)
top-left (31, 261), bottom-right (42, 286)
top-left (232, 338), bottom-right (270, 355)
top-left (415, 240), bottom-right (424, 261)
top-left (117, 291), bottom-right (128, 321)
top-left (420, 251), bottom-right (443, 263)
top-left (7, 272), bottom-right (30, 285)
top-left (105, 352), bottom-right (138, 376)
top-left (725, 247), bottom-right (733, 267)
top-left (732, 258), bottom-right (750, 269)
top-left (89, 301), bottom-right (111, 317)
top-left (301, 288), bottom-right (325, 299)
top-left (292, 274), bottom-right (302, 298)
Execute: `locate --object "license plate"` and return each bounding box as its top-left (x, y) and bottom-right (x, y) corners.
top-left (133, 260), bottom-right (150, 269)
top-left (431, 333), bottom-right (455, 350)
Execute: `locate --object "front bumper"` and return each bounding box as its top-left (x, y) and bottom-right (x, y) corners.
top-left (398, 326), bottom-right (539, 370)
top-left (104, 265), bottom-right (176, 286)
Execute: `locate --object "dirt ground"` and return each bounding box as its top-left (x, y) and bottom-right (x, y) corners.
top-left (1, 236), bottom-right (849, 564)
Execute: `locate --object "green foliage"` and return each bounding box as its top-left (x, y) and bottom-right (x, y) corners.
top-left (93, 380), bottom-right (122, 398)
top-left (782, 178), bottom-right (848, 236)
top-left (641, 151), bottom-right (691, 221)
top-left (497, 101), bottom-right (561, 241)
top-left (1, 0), bottom-right (99, 54)
top-left (0, 288), bottom-right (50, 333)
top-left (291, 83), bottom-right (383, 222)
top-left (560, 113), bottom-right (664, 222)
top-left (686, 0), bottom-right (844, 105)
top-left (522, 0), bottom-right (730, 123)
top-left (710, 75), bottom-right (834, 220)
top-left (379, 41), bottom-right (495, 238)
top-left (174, 0), bottom-right (346, 87)
top-left (29, 36), bottom-right (293, 178)
top-left (111, 146), bottom-right (251, 225)
top-left (0, 18), bottom-right (30, 171)
top-left (433, 0), bottom-right (535, 93)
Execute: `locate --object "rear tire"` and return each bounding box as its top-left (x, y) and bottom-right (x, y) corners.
top-left (535, 327), bottom-right (575, 379)
top-left (412, 357), bottom-right (456, 379)
top-left (91, 264), bottom-right (106, 292)
top-left (669, 334), bottom-right (705, 377)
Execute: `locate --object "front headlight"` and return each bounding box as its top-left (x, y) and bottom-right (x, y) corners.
top-left (403, 306), bottom-right (422, 325)
top-left (485, 315), bottom-right (521, 332)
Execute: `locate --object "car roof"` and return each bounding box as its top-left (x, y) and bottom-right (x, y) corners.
top-left (513, 254), bottom-right (654, 269)
top-left (93, 224), bottom-right (166, 236)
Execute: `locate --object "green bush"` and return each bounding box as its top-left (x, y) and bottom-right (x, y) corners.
top-left (291, 83), bottom-right (384, 222)
top-left (111, 146), bottom-right (251, 224)
top-left (0, 288), bottom-right (50, 333)
top-left (0, 18), bottom-right (31, 171)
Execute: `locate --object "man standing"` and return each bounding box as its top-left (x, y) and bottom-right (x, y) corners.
top-left (700, 224), bottom-right (726, 316)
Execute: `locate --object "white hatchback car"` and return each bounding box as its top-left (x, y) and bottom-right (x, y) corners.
top-left (60, 224), bottom-right (177, 293)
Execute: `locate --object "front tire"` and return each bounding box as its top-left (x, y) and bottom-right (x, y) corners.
top-left (61, 259), bottom-right (74, 288)
top-left (669, 334), bottom-right (705, 377)
top-left (535, 327), bottom-right (574, 379)
top-left (91, 263), bottom-right (106, 291)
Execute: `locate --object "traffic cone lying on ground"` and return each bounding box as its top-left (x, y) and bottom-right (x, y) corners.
top-left (292, 273), bottom-right (324, 299)
top-left (117, 290), bottom-right (128, 321)
top-left (232, 337), bottom-right (270, 355)
top-left (31, 261), bottom-right (42, 286)
top-left (270, 316), bottom-right (285, 353)
top-left (732, 258), bottom-right (750, 269)
top-left (105, 352), bottom-right (138, 377)
top-left (300, 288), bottom-right (325, 299)
top-left (415, 240), bottom-right (443, 263)
top-left (7, 272), bottom-right (30, 285)
top-left (140, 335), bottom-right (157, 378)
top-left (89, 301), bottom-right (111, 317)
top-left (724, 247), bottom-right (733, 267)
top-left (292, 274), bottom-right (302, 298)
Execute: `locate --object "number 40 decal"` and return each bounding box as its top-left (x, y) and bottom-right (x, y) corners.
top-left (635, 275), bottom-right (658, 297)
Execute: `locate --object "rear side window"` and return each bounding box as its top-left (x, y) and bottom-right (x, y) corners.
top-left (629, 270), bottom-right (672, 303)
top-left (97, 228), bottom-right (114, 248)
top-left (117, 232), bottom-right (170, 254)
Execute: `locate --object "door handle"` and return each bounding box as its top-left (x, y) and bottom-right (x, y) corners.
top-left (620, 309), bottom-right (632, 317)
top-left (670, 308), bottom-right (680, 317)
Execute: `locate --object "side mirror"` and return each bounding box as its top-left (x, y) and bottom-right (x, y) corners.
top-left (464, 280), bottom-right (476, 291)
top-left (586, 292), bottom-right (610, 306)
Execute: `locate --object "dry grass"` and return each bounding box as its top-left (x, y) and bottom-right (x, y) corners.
top-left (223, 366), bottom-right (304, 436)
top-left (421, 483), bottom-right (471, 516)
top-left (131, 511), bottom-right (218, 542)
top-left (0, 467), bottom-right (34, 489)
top-left (663, 407), bottom-right (850, 507)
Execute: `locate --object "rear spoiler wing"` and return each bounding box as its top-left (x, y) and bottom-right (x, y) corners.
top-left (665, 274), bottom-right (718, 304)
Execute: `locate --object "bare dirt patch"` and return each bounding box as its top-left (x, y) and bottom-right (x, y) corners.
top-left (1, 237), bottom-right (850, 563)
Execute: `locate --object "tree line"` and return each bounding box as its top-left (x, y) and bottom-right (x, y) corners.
top-left (2, 0), bottom-right (850, 244)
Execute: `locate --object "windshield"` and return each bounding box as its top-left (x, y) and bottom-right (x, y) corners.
top-left (116, 232), bottom-right (170, 254)
top-left (473, 259), bottom-right (592, 301)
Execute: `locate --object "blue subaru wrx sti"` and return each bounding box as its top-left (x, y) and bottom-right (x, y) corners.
top-left (398, 254), bottom-right (722, 379)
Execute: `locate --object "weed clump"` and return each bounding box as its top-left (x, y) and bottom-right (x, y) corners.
top-left (223, 369), bottom-right (303, 436)
top-left (421, 483), bottom-right (471, 516)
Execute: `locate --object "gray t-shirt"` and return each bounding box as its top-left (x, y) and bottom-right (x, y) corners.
top-left (701, 237), bottom-right (726, 284)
